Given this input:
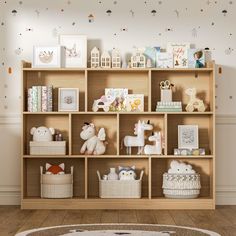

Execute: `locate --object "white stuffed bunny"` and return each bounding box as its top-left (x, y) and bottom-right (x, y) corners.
top-left (30, 126), bottom-right (55, 142)
top-left (168, 160), bottom-right (196, 174)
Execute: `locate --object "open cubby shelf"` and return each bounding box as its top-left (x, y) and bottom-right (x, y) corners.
top-left (21, 61), bottom-right (215, 209)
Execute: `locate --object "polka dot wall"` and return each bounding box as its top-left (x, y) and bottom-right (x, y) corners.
top-left (0, 0), bottom-right (235, 114)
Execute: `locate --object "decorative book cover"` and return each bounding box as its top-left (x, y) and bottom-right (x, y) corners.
top-left (47, 85), bottom-right (53, 112)
top-left (144, 47), bottom-right (160, 67)
top-left (41, 86), bottom-right (48, 112)
top-left (32, 86), bottom-right (38, 112)
top-left (156, 52), bottom-right (173, 68)
top-left (125, 94), bottom-right (144, 112)
top-left (27, 88), bottom-right (33, 112)
top-left (188, 49), bottom-right (205, 68)
top-left (105, 88), bottom-right (128, 111)
top-left (167, 42), bottom-right (190, 68)
top-left (37, 86), bottom-right (42, 112)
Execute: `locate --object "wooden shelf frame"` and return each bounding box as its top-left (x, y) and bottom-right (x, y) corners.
top-left (21, 61), bottom-right (216, 209)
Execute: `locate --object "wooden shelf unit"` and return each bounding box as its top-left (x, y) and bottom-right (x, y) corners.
top-left (21, 61), bottom-right (215, 209)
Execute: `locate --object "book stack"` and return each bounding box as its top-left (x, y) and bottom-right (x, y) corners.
top-left (27, 86), bottom-right (53, 112)
top-left (156, 101), bottom-right (182, 112)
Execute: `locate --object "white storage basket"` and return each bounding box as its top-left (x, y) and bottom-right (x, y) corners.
top-left (30, 141), bottom-right (66, 155)
top-left (40, 166), bottom-right (73, 198)
top-left (162, 173), bottom-right (201, 199)
top-left (97, 170), bottom-right (144, 198)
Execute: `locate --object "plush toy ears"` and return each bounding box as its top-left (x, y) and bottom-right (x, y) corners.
top-left (59, 163), bottom-right (65, 170)
top-left (131, 165), bottom-right (135, 170)
top-left (49, 128), bottom-right (55, 135)
top-left (30, 127), bottom-right (37, 135)
top-left (46, 163), bottom-right (52, 170)
top-left (118, 166), bottom-right (123, 171)
top-left (90, 123), bottom-right (95, 128)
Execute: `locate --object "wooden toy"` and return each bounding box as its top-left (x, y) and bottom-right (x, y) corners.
top-left (111, 49), bottom-right (121, 68)
top-left (185, 88), bottom-right (206, 112)
top-left (131, 50), bottom-right (146, 68)
top-left (101, 51), bottom-right (111, 68)
top-left (91, 47), bottom-right (100, 68)
top-left (144, 131), bottom-right (162, 155)
top-left (92, 95), bottom-right (115, 112)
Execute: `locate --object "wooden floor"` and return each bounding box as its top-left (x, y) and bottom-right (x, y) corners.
top-left (0, 206), bottom-right (236, 235)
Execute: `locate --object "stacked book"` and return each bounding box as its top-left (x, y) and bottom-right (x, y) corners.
top-left (27, 86), bottom-right (53, 112)
top-left (156, 101), bottom-right (182, 112)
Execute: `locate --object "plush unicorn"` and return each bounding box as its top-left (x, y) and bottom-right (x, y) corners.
top-left (185, 88), bottom-right (206, 112)
top-left (124, 120), bottom-right (153, 155)
top-left (144, 132), bottom-right (162, 155)
top-left (80, 123), bottom-right (107, 155)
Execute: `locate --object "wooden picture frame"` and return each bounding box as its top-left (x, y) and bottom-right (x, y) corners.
top-left (58, 88), bottom-right (79, 111)
top-left (178, 125), bottom-right (199, 149)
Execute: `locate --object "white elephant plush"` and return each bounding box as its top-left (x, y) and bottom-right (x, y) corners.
top-left (30, 126), bottom-right (55, 141)
top-left (168, 160), bottom-right (196, 174)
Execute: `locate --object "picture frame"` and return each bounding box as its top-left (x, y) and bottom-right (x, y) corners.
top-left (178, 125), bottom-right (199, 149)
top-left (58, 88), bottom-right (79, 111)
top-left (33, 46), bottom-right (62, 68)
top-left (59, 34), bottom-right (87, 68)
top-left (125, 94), bottom-right (144, 112)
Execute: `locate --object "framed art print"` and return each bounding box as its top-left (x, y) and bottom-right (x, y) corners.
top-left (178, 125), bottom-right (199, 149)
top-left (58, 88), bottom-right (79, 111)
top-left (59, 34), bottom-right (87, 68)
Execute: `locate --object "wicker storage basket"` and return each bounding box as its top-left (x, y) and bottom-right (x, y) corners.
top-left (162, 173), bottom-right (201, 199)
top-left (30, 141), bottom-right (66, 155)
top-left (97, 170), bottom-right (144, 198)
top-left (40, 166), bottom-right (73, 198)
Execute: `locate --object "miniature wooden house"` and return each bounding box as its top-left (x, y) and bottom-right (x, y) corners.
top-left (112, 49), bottom-right (121, 68)
top-left (91, 47), bottom-right (100, 68)
top-left (131, 50), bottom-right (146, 68)
top-left (101, 51), bottom-right (111, 68)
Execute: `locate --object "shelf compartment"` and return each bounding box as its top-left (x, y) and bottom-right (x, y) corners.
top-left (119, 114), bottom-right (165, 155)
top-left (87, 70), bottom-right (149, 112)
top-left (151, 70), bottom-right (214, 112)
top-left (151, 158), bottom-right (213, 198)
top-left (23, 158), bottom-right (85, 198)
top-left (71, 113), bottom-right (117, 155)
top-left (87, 158), bottom-right (149, 198)
top-left (23, 114), bottom-right (69, 155)
top-left (23, 70), bottom-right (86, 112)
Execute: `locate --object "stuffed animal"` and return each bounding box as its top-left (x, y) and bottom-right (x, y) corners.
top-left (168, 160), bottom-right (196, 174)
top-left (80, 122), bottom-right (107, 155)
top-left (185, 88), bottom-right (206, 112)
top-left (30, 126), bottom-right (55, 142)
top-left (118, 166), bottom-right (137, 180)
top-left (45, 163), bottom-right (65, 175)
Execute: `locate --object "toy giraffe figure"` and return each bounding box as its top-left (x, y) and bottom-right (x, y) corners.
top-left (185, 88), bottom-right (206, 112)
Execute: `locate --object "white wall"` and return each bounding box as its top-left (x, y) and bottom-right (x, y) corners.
top-left (0, 0), bottom-right (236, 205)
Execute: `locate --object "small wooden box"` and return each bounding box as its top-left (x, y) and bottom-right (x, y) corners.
top-left (30, 141), bottom-right (66, 155)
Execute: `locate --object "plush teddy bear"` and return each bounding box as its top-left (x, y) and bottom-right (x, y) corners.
top-left (30, 126), bottom-right (55, 142)
top-left (168, 160), bottom-right (196, 174)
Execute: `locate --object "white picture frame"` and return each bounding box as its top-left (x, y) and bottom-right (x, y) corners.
top-left (178, 125), bottom-right (199, 149)
top-left (58, 88), bottom-right (79, 111)
top-left (59, 34), bottom-right (87, 68)
top-left (33, 46), bottom-right (62, 68)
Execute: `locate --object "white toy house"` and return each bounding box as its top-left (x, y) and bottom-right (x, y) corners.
top-left (111, 49), bottom-right (121, 68)
top-left (131, 50), bottom-right (146, 68)
top-left (101, 51), bottom-right (111, 68)
top-left (91, 47), bottom-right (100, 68)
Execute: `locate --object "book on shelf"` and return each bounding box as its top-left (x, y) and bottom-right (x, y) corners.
top-left (156, 101), bottom-right (182, 112)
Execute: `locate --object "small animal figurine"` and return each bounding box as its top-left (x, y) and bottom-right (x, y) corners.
top-left (80, 122), bottom-right (107, 155)
top-left (118, 166), bottom-right (137, 180)
top-left (30, 126), bottom-right (55, 141)
top-left (45, 163), bottom-right (65, 175)
top-left (168, 160), bottom-right (196, 174)
top-left (144, 132), bottom-right (162, 155)
top-left (123, 120), bottom-right (153, 155)
top-left (92, 95), bottom-right (115, 112)
top-left (185, 88), bottom-right (206, 112)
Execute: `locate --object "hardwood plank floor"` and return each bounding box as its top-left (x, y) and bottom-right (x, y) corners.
top-left (0, 206), bottom-right (234, 235)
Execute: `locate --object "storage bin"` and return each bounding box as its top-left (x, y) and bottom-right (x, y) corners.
top-left (30, 141), bottom-right (66, 155)
top-left (162, 173), bottom-right (201, 199)
top-left (40, 166), bottom-right (73, 198)
top-left (97, 170), bottom-right (144, 198)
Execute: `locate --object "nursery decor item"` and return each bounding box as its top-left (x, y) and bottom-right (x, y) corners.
top-left (118, 166), bottom-right (137, 180)
top-left (160, 80), bottom-right (173, 102)
top-left (167, 42), bottom-right (190, 68)
top-left (174, 148), bottom-right (205, 156)
top-left (111, 49), bottom-right (121, 68)
top-left (178, 125), bottom-right (199, 149)
top-left (185, 88), bottom-right (206, 112)
top-left (40, 166), bottom-right (73, 199)
top-left (58, 88), bottom-right (79, 111)
top-left (91, 47), bottom-right (100, 68)
top-left (123, 120), bottom-right (153, 155)
top-left (108, 168), bottom-right (119, 180)
top-left (92, 94), bottom-right (115, 112)
top-left (156, 101), bottom-right (182, 112)
top-left (101, 51), bottom-right (111, 68)
top-left (97, 170), bottom-right (144, 198)
top-left (80, 123), bottom-right (107, 155)
top-left (125, 94), bottom-right (144, 112)
top-left (33, 46), bottom-right (62, 68)
top-left (59, 34), bottom-right (87, 68)
top-left (144, 132), bottom-right (162, 155)
top-left (131, 50), bottom-right (146, 68)
top-left (30, 126), bottom-right (55, 141)
top-left (156, 52), bottom-right (173, 68)
top-left (45, 163), bottom-right (65, 175)
top-left (188, 49), bottom-right (205, 68)
top-left (168, 160), bottom-right (196, 174)
top-left (144, 47), bottom-right (158, 67)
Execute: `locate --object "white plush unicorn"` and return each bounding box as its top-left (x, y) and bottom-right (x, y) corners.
top-left (124, 120), bottom-right (153, 155)
top-left (80, 123), bottom-right (107, 155)
top-left (144, 132), bottom-right (162, 155)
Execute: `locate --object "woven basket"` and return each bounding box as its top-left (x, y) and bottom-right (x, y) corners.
top-left (30, 141), bottom-right (66, 155)
top-left (40, 166), bottom-right (73, 199)
top-left (162, 173), bottom-right (201, 199)
top-left (97, 170), bottom-right (144, 198)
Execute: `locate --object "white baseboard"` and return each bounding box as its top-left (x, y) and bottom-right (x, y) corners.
top-left (0, 186), bottom-right (21, 205)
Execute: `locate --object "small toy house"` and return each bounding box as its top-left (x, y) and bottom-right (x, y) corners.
top-left (131, 50), bottom-right (146, 68)
top-left (91, 47), bottom-right (100, 68)
top-left (101, 51), bottom-right (111, 68)
top-left (112, 49), bottom-right (121, 68)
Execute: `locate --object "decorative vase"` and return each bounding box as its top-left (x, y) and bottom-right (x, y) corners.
top-left (107, 168), bottom-right (118, 180)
